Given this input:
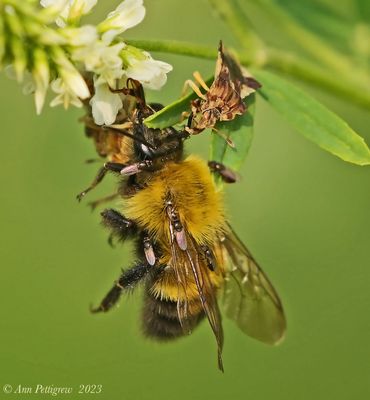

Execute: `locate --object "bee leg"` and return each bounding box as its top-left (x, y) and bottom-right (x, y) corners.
top-left (76, 162), bottom-right (127, 202)
top-left (91, 262), bottom-right (151, 313)
top-left (208, 161), bottom-right (238, 184)
top-left (163, 129), bottom-right (190, 141)
top-left (143, 236), bottom-right (156, 266)
top-left (201, 245), bottom-right (216, 271)
top-left (101, 208), bottom-right (137, 243)
top-left (120, 160), bottom-right (154, 176)
top-left (88, 193), bottom-right (119, 211)
top-left (148, 102), bottom-right (164, 113)
top-left (85, 158), bottom-right (102, 164)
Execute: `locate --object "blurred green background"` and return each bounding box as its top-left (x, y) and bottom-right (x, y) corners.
top-left (1, 0), bottom-right (370, 399)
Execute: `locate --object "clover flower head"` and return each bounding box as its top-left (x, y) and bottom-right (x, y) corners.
top-left (4, 0), bottom-right (173, 123)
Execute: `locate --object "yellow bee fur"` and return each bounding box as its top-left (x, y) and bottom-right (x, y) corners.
top-left (123, 155), bottom-right (226, 244)
top-left (123, 155), bottom-right (226, 302)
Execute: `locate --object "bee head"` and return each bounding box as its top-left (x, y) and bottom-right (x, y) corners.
top-left (134, 122), bottom-right (186, 163)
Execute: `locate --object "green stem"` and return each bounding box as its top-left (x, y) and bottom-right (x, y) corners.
top-left (125, 39), bottom-right (259, 66)
top-left (125, 39), bottom-right (219, 61)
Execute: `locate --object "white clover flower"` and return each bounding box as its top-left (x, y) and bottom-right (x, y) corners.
top-left (72, 41), bottom-right (125, 87)
top-left (123, 51), bottom-right (173, 90)
top-left (67, 0), bottom-right (98, 20)
top-left (32, 48), bottom-right (50, 114)
top-left (60, 25), bottom-right (98, 46)
top-left (50, 78), bottom-right (84, 108)
top-left (98, 0), bottom-right (145, 44)
top-left (59, 65), bottom-right (90, 100)
top-left (40, 0), bottom-right (69, 11)
top-left (40, 0), bottom-right (70, 26)
top-left (38, 28), bottom-right (68, 46)
top-left (90, 82), bottom-right (123, 126)
top-left (40, 0), bottom-right (97, 27)
top-left (52, 47), bottom-right (90, 105)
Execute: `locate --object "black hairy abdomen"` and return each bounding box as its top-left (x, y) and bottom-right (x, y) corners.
top-left (142, 287), bottom-right (204, 341)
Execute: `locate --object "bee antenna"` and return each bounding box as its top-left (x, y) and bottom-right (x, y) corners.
top-left (104, 126), bottom-right (157, 151)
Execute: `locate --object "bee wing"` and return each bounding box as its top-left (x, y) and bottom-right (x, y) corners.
top-left (220, 224), bottom-right (286, 345)
top-left (167, 219), bottom-right (224, 371)
top-left (184, 236), bottom-right (224, 371)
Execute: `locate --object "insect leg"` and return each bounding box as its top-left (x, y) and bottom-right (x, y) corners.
top-left (91, 262), bottom-right (151, 313)
top-left (208, 161), bottom-right (238, 184)
top-left (193, 71), bottom-right (210, 92)
top-left (148, 103), bottom-right (164, 112)
top-left (101, 208), bottom-right (137, 244)
top-left (212, 129), bottom-right (235, 148)
top-left (88, 193), bottom-right (119, 211)
top-left (76, 162), bottom-right (127, 202)
top-left (120, 160), bottom-right (154, 176)
top-left (84, 158), bottom-right (102, 164)
top-left (182, 79), bottom-right (206, 99)
top-left (163, 129), bottom-right (189, 141)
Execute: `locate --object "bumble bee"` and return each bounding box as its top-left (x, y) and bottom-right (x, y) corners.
top-left (85, 91), bottom-right (286, 371)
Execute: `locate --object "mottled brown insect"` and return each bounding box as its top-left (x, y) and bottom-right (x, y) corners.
top-left (187, 41), bottom-right (261, 135)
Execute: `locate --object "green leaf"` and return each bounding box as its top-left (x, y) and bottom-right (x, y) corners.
top-left (210, 93), bottom-right (256, 172)
top-left (144, 94), bottom-right (192, 129)
top-left (252, 69), bottom-right (370, 166)
top-left (144, 77), bottom-right (214, 129)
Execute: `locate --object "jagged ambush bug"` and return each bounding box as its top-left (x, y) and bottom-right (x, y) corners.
top-left (84, 82), bottom-right (286, 371)
top-left (185, 41), bottom-right (261, 138)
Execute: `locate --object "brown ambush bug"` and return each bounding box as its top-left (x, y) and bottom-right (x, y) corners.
top-left (185, 41), bottom-right (261, 137)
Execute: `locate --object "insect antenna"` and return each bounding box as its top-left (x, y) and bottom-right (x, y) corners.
top-left (104, 125), bottom-right (157, 151)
